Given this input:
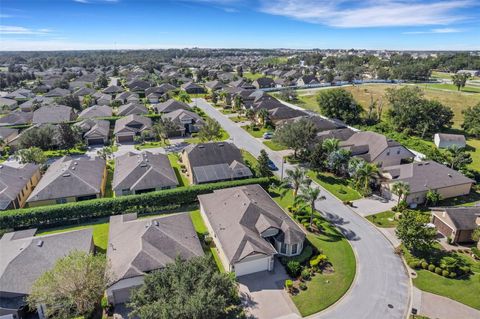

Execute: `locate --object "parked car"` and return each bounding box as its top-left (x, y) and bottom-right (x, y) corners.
top-left (263, 132), bottom-right (273, 139)
top-left (267, 159), bottom-right (278, 171)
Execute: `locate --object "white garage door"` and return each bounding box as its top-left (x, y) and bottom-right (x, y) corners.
top-left (234, 256), bottom-right (271, 277)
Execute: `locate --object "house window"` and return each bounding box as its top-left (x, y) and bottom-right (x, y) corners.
top-left (291, 244), bottom-right (298, 255)
top-left (280, 242), bottom-right (287, 254)
top-left (397, 149), bottom-right (401, 155)
top-left (56, 198), bottom-right (67, 204)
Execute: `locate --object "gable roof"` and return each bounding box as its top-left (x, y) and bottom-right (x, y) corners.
top-left (156, 99), bottom-right (190, 114)
top-left (78, 105), bottom-right (113, 119)
top-left (0, 163), bottom-right (38, 210)
top-left (27, 156), bottom-right (106, 202)
top-left (432, 207), bottom-right (480, 231)
top-left (33, 105), bottom-right (74, 124)
top-left (107, 213), bottom-right (203, 284)
top-left (112, 151), bottom-right (178, 192)
top-left (75, 119), bottom-right (110, 139)
top-left (117, 102), bottom-right (148, 116)
top-left (198, 184), bottom-right (305, 264)
top-left (0, 110), bottom-right (33, 126)
top-left (114, 114), bottom-right (152, 135)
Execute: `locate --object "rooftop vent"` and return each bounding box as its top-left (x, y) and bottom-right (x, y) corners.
top-left (218, 143), bottom-right (224, 147)
top-left (448, 174), bottom-right (452, 177)
top-left (153, 220), bottom-right (159, 226)
top-left (140, 163), bottom-right (147, 167)
top-left (0, 165), bottom-right (3, 169)
top-left (198, 145), bottom-right (205, 149)
top-left (62, 173), bottom-right (71, 177)
top-left (36, 240), bottom-right (43, 247)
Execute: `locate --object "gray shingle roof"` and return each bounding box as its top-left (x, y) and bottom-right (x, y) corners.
top-left (113, 114), bottom-right (152, 135)
top-left (156, 99), bottom-right (190, 114)
top-left (198, 184), bottom-right (305, 264)
top-left (106, 213), bottom-right (203, 284)
top-left (78, 105), bottom-right (113, 119)
top-left (432, 207), bottom-right (480, 230)
top-left (117, 102), bottom-right (148, 116)
top-left (0, 163), bottom-right (38, 210)
top-left (33, 105), bottom-right (74, 124)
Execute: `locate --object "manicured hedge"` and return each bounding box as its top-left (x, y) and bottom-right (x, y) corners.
top-left (0, 177), bottom-right (273, 230)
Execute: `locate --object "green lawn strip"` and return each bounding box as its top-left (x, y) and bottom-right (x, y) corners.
top-left (413, 271), bottom-right (480, 310)
top-left (241, 125), bottom-right (272, 138)
top-left (243, 72), bottom-right (265, 81)
top-left (263, 140), bottom-right (288, 151)
top-left (270, 188), bottom-right (356, 316)
top-left (241, 149), bottom-right (258, 168)
top-left (230, 116), bottom-right (247, 123)
top-left (466, 138), bottom-right (480, 171)
top-left (167, 153), bottom-right (189, 187)
top-left (307, 170), bottom-right (362, 202)
top-left (184, 129), bottom-right (230, 145)
top-left (220, 108), bottom-right (235, 115)
top-left (365, 211), bottom-right (398, 228)
top-left (43, 148), bottom-right (86, 158)
top-left (423, 83), bottom-right (480, 94)
top-left (135, 140), bottom-right (169, 150)
top-left (104, 160), bottom-right (114, 198)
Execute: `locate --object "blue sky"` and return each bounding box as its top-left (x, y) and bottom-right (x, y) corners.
top-left (1, 0), bottom-right (479, 51)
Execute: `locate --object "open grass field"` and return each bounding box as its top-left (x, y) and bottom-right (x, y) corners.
top-left (307, 170), bottom-right (362, 202)
top-left (270, 188), bottom-right (356, 316)
top-left (243, 72), bottom-right (265, 81)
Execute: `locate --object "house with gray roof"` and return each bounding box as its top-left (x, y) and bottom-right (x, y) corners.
top-left (0, 127), bottom-right (19, 146)
top-left (0, 163), bottom-right (40, 210)
top-left (0, 228), bottom-right (93, 317)
top-left (113, 114), bottom-right (152, 143)
top-left (0, 110), bottom-right (33, 126)
top-left (181, 82), bottom-right (205, 94)
top-left (0, 97), bottom-right (18, 111)
top-left (26, 156), bottom-right (107, 207)
top-left (341, 131), bottom-right (415, 167)
top-left (163, 109), bottom-right (205, 136)
top-left (75, 119), bottom-right (110, 145)
top-left (431, 207), bottom-right (480, 244)
top-left (106, 213), bottom-right (203, 304)
top-left (381, 161), bottom-right (474, 206)
top-left (181, 142), bottom-right (252, 184)
top-left (117, 102), bottom-right (148, 116)
top-left (112, 151), bottom-right (178, 196)
top-left (32, 105), bottom-right (75, 124)
top-left (155, 99), bottom-right (189, 114)
top-left (78, 104), bottom-right (113, 119)
top-left (44, 87), bottom-right (70, 98)
top-left (198, 184), bottom-right (305, 276)
top-left (102, 85), bottom-right (124, 95)
top-left (252, 77), bottom-right (275, 89)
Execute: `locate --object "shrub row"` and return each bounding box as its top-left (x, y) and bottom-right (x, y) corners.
top-left (0, 177), bottom-right (273, 230)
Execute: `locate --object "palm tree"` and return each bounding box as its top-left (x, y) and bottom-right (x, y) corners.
top-left (245, 108), bottom-right (256, 122)
top-left (257, 108), bottom-right (270, 127)
top-left (178, 90), bottom-right (191, 103)
top-left (425, 189), bottom-right (441, 206)
top-left (391, 181), bottom-right (410, 206)
top-left (322, 138), bottom-right (340, 154)
top-left (233, 95), bottom-right (242, 112)
top-left (355, 163), bottom-right (380, 195)
top-left (281, 167), bottom-right (308, 198)
top-left (295, 185), bottom-right (325, 228)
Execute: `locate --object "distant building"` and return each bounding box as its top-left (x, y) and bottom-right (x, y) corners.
top-left (434, 133), bottom-right (466, 149)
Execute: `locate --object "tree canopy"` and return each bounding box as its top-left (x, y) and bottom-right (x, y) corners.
top-left (273, 118), bottom-right (317, 158)
top-left (316, 88), bottom-right (363, 124)
top-left (395, 210), bottom-right (437, 253)
top-left (462, 103), bottom-right (480, 137)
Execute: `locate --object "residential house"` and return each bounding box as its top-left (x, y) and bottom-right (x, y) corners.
top-left (205, 80), bottom-right (225, 92)
top-left (434, 133), bottom-right (466, 149)
top-left (316, 128), bottom-right (356, 143)
top-left (73, 87), bottom-right (95, 97)
top-left (115, 92), bottom-right (138, 104)
top-left (198, 184), bottom-right (305, 276)
top-left (112, 151), bottom-right (178, 196)
top-left (0, 97), bottom-right (18, 111)
top-left (44, 87), bottom-right (70, 98)
top-left (0, 229), bottom-right (93, 318)
top-left (381, 161), bottom-right (474, 205)
top-left (0, 163), bottom-right (40, 210)
top-left (296, 75), bottom-right (319, 86)
top-left (26, 156), bottom-right (107, 207)
top-left (0, 110), bottom-right (33, 126)
top-left (431, 207), bottom-right (480, 244)
top-left (156, 99), bottom-right (189, 114)
top-left (106, 213), bottom-right (203, 304)
top-left (0, 127), bottom-right (19, 146)
top-left (78, 105), bottom-right (113, 119)
top-left (341, 131), bottom-right (415, 167)
top-left (117, 102), bottom-right (148, 116)
top-left (252, 77), bottom-right (275, 89)
top-left (163, 109), bottom-right (204, 136)
top-left (181, 142), bottom-right (252, 184)
top-left (127, 79), bottom-right (151, 95)
top-left (181, 82), bottom-right (205, 94)
top-left (228, 79), bottom-right (255, 90)
top-left (113, 114), bottom-right (152, 143)
top-left (75, 119), bottom-right (110, 145)
top-left (32, 105), bottom-right (75, 124)
top-left (94, 93), bottom-right (112, 106)
top-left (102, 85), bottom-right (124, 96)
top-left (5, 89), bottom-right (34, 102)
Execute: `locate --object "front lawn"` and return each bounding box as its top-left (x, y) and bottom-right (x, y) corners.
top-left (43, 147), bottom-right (86, 158)
top-left (270, 188), bottom-right (356, 316)
top-left (307, 170), bottom-right (362, 202)
top-left (230, 116), bottom-right (248, 123)
top-left (135, 140), bottom-right (169, 150)
top-left (184, 130), bottom-right (229, 145)
top-left (168, 153), bottom-right (190, 187)
top-left (366, 211), bottom-right (398, 228)
top-left (241, 125), bottom-right (272, 138)
top-left (263, 140), bottom-right (288, 151)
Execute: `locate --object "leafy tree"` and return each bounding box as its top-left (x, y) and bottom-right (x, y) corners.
top-left (395, 210), bottom-right (437, 253)
top-left (322, 138), bottom-right (340, 154)
top-left (462, 103), bottom-right (480, 137)
top-left (316, 89), bottom-right (362, 124)
top-left (385, 86), bottom-right (453, 137)
top-left (27, 251), bottom-right (110, 319)
top-left (56, 94), bottom-right (81, 110)
top-left (446, 145), bottom-right (472, 170)
top-left (97, 145), bottom-right (114, 160)
top-left (273, 118), bottom-right (317, 158)
top-left (210, 91), bottom-right (218, 105)
top-left (152, 118), bottom-right (178, 142)
top-left (198, 118), bottom-right (222, 142)
top-left (82, 94), bottom-right (94, 109)
top-left (19, 125), bottom-right (56, 150)
top-left (233, 95), bottom-right (242, 112)
top-left (95, 73), bottom-right (108, 89)
top-left (391, 181), bottom-right (410, 207)
top-left (14, 147), bottom-right (46, 165)
top-left (53, 78), bottom-right (70, 89)
top-left (178, 90), bottom-right (191, 103)
top-left (128, 256), bottom-right (239, 319)
top-left (245, 108), bottom-right (256, 122)
top-left (439, 256), bottom-right (458, 272)
top-left (256, 108), bottom-right (270, 127)
top-left (326, 149), bottom-right (351, 176)
top-left (425, 189), bottom-right (442, 206)
top-left (57, 122), bottom-right (82, 149)
top-left (308, 142), bottom-right (327, 171)
top-left (294, 185), bottom-right (325, 227)
top-left (451, 73), bottom-right (470, 91)
top-left (281, 167), bottom-right (308, 197)
top-left (472, 227), bottom-right (480, 244)
top-left (349, 160), bottom-right (380, 195)
top-left (256, 149), bottom-right (273, 177)
top-left (280, 89), bottom-right (297, 102)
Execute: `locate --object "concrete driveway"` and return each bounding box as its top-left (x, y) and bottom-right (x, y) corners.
top-left (238, 260), bottom-right (300, 319)
top-left (351, 195), bottom-right (397, 217)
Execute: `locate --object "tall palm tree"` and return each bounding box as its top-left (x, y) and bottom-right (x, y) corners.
top-left (178, 90), bottom-right (191, 103)
top-left (322, 138), bottom-right (340, 154)
top-left (295, 185), bottom-right (325, 227)
top-left (391, 181), bottom-right (410, 206)
top-left (233, 95), bottom-right (243, 112)
top-left (281, 167), bottom-right (308, 197)
top-left (355, 163), bottom-right (380, 195)
top-left (257, 108), bottom-right (270, 127)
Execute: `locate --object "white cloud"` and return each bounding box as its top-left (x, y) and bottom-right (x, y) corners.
top-left (0, 26), bottom-right (53, 35)
top-left (403, 28), bottom-right (464, 34)
top-left (260, 0), bottom-right (474, 27)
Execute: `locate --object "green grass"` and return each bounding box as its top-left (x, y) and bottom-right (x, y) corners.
top-left (43, 148), bottom-right (86, 158)
top-left (104, 160), bottom-right (114, 198)
top-left (467, 138), bottom-right (480, 171)
top-left (230, 116), bottom-right (247, 123)
top-left (184, 130), bottom-right (230, 145)
top-left (241, 149), bottom-right (258, 171)
top-left (270, 188), bottom-right (356, 316)
top-left (168, 153), bottom-right (189, 187)
top-left (243, 72), bottom-right (265, 81)
top-left (366, 211), bottom-right (398, 228)
top-left (263, 140), bottom-right (288, 151)
top-left (135, 140), bottom-right (169, 150)
top-left (413, 271), bottom-right (480, 310)
top-left (423, 83), bottom-right (480, 94)
top-left (241, 125), bottom-right (273, 138)
top-left (220, 108), bottom-right (235, 115)
top-left (307, 170), bottom-right (362, 202)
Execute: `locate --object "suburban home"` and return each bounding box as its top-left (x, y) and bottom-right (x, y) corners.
top-left (0, 163), bottom-right (41, 210)
top-left (381, 161), bottom-right (474, 205)
top-left (296, 75), bottom-right (319, 86)
top-left (156, 99), bottom-right (190, 114)
top-left (228, 79), bottom-right (256, 90)
top-left (94, 93), bottom-right (113, 106)
top-left (26, 156), bottom-right (107, 207)
top-left (114, 114), bottom-right (152, 143)
top-left (205, 80), bottom-right (225, 91)
top-left (44, 87), bottom-right (70, 98)
top-left (181, 142), bottom-right (253, 184)
top-left (316, 128), bottom-right (356, 143)
top-left (73, 87), bottom-right (96, 97)
top-left (0, 127), bottom-right (19, 146)
top-left (434, 133), bottom-right (466, 149)
top-left (198, 184), bottom-right (306, 276)
top-left (102, 85), bottom-right (124, 95)
top-left (341, 131), bottom-right (415, 167)
top-left (252, 77), bottom-right (276, 89)
top-left (75, 119), bottom-right (110, 145)
top-left (145, 84), bottom-right (176, 97)
top-left (115, 92), bottom-right (138, 104)
top-left (78, 104), bottom-right (113, 119)
top-left (0, 228), bottom-right (93, 318)
top-left (0, 97), bottom-right (18, 111)
top-left (268, 106), bottom-right (307, 123)
top-left (32, 105), bottom-right (75, 124)
top-left (146, 92), bottom-right (161, 104)
top-left (117, 102), bottom-right (148, 116)
top-left (5, 88), bottom-right (34, 102)
top-left (112, 151), bottom-right (178, 196)
top-left (127, 79), bottom-right (151, 94)
top-left (163, 109), bottom-right (205, 136)
top-left (0, 110), bottom-right (33, 126)
top-left (106, 213), bottom-right (203, 304)
top-left (181, 82), bottom-right (205, 94)
top-left (431, 207), bottom-right (480, 244)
